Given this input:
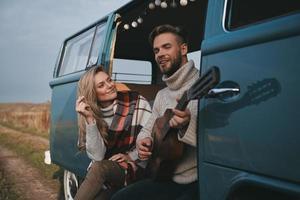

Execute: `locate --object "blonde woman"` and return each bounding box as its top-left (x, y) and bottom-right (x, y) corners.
top-left (74, 66), bottom-right (151, 200)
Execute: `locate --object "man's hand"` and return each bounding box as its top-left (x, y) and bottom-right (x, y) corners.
top-left (137, 137), bottom-right (152, 160)
top-left (169, 108), bottom-right (191, 129)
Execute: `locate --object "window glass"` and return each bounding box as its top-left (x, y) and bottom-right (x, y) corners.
top-left (226, 0), bottom-right (300, 30)
top-left (59, 27), bottom-right (95, 76)
top-left (112, 59), bottom-right (152, 84)
top-left (188, 50), bottom-right (201, 70)
top-left (88, 23), bottom-right (107, 67)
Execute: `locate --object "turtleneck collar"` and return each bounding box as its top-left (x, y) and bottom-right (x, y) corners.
top-left (100, 101), bottom-right (115, 117)
top-left (162, 60), bottom-right (198, 90)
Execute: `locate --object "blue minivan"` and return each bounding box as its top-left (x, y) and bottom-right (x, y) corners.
top-left (49, 0), bottom-right (300, 199)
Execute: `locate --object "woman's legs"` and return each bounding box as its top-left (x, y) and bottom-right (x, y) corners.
top-left (74, 160), bottom-right (125, 200)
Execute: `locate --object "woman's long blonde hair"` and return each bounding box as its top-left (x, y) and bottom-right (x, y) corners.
top-left (77, 66), bottom-right (109, 150)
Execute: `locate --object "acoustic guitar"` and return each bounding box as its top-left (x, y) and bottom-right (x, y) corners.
top-left (145, 66), bottom-right (220, 180)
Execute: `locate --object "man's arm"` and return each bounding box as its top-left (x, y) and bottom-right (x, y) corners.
top-left (136, 93), bottom-right (162, 160)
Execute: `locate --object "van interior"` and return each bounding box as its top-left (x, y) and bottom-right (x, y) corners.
top-left (111, 0), bottom-right (208, 100)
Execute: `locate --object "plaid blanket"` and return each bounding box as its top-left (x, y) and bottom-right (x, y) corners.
top-left (105, 91), bottom-right (142, 157)
top-left (105, 91), bottom-right (151, 184)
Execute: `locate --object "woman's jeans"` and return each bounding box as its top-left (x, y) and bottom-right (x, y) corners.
top-left (74, 160), bottom-right (125, 200)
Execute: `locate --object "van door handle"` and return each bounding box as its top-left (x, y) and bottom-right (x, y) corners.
top-left (207, 88), bottom-right (240, 98)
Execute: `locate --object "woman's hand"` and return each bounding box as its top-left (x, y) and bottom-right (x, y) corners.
top-left (109, 153), bottom-right (132, 163)
top-left (76, 96), bottom-right (94, 123)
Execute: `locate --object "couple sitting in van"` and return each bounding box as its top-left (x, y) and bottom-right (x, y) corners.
top-left (75, 24), bottom-right (199, 200)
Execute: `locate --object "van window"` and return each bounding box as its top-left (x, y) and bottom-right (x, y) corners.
top-left (226, 0), bottom-right (300, 30)
top-left (188, 50), bottom-right (201, 70)
top-left (59, 27), bottom-right (95, 76)
top-left (112, 59), bottom-right (152, 84)
top-left (58, 22), bottom-right (107, 76)
top-left (88, 23), bottom-right (106, 67)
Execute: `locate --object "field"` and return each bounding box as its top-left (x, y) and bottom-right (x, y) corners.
top-left (0, 102), bottom-right (62, 200)
top-left (0, 103), bottom-right (50, 138)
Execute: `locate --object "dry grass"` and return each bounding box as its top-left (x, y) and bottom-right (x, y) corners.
top-left (0, 102), bottom-right (62, 199)
top-left (0, 103), bottom-right (50, 138)
top-left (0, 166), bottom-right (20, 200)
top-left (0, 102), bottom-right (57, 179)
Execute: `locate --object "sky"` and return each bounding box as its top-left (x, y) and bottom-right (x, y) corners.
top-left (0, 0), bottom-right (130, 103)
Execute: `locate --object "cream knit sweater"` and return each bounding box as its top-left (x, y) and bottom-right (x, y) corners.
top-left (137, 60), bottom-right (199, 184)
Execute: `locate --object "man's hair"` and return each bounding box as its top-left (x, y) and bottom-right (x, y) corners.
top-left (148, 24), bottom-right (188, 46)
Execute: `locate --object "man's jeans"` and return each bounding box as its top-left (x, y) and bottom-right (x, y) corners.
top-left (111, 178), bottom-right (198, 200)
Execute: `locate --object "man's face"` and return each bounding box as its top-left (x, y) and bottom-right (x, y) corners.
top-left (153, 33), bottom-right (187, 76)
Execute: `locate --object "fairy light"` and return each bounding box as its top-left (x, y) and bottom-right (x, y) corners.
top-left (137, 17), bottom-right (143, 24)
top-left (180, 0), bottom-right (188, 6)
top-left (131, 21), bottom-right (138, 28)
top-left (124, 24), bottom-right (130, 30)
top-left (161, 1), bottom-right (168, 8)
top-left (123, 0), bottom-right (196, 31)
top-left (154, 0), bottom-right (161, 6)
top-left (149, 2), bottom-right (155, 10)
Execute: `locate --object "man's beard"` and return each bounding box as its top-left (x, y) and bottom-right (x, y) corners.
top-left (160, 52), bottom-right (182, 77)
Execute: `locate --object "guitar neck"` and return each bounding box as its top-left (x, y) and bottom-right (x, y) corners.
top-left (175, 91), bottom-right (189, 111)
top-left (162, 92), bottom-right (189, 126)
top-left (163, 66), bottom-right (220, 126)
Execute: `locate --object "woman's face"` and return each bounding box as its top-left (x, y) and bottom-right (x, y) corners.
top-left (94, 71), bottom-right (117, 107)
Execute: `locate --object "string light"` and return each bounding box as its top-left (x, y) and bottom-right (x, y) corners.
top-left (123, 24), bottom-right (130, 30)
top-left (122, 0), bottom-right (197, 31)
top-left (137, 17), bottom-right (143, 24)
top-left (154, 0), bottom-right (161, 6)
top-left (148, 2), bottom-right (155, 10)
top-left (180, 0), bottom-right (188, 6)
top-left (161, 1), bottom-right (168, 8)
top-left (131, 21), bottom-right (138, 28)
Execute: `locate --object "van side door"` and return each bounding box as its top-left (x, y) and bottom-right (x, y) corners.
top-left (199, 0), bottom-right (300, 199)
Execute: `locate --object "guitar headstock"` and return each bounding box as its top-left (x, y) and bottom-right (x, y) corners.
top-left (187, 66), bottom-right (220, 101)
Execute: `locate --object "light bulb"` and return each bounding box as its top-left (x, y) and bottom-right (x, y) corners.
top-left (155, 0), bottom-right (161, 6)
top-left (131, 21), bottom-right (138, 28)
top-left (161, 1), bottom-right (168, 8)
top-left (180, 0), bottom-right (188, 6)
top-left (124, 24), bottom-right (129, 30)
top-left (149, 2), bottom-right (155, 10)
top-left (137, 17), bottom-right (143, 24)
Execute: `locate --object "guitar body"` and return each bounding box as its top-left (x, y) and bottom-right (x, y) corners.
top-left (146, 109), bottom-right (184, 180)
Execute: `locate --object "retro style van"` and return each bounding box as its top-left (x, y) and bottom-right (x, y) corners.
top-left (49, 0), bottom-right (300, 199)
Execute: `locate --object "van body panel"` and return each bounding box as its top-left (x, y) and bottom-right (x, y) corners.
top-left (49, 13), bottom-right (115, 178)
top-left (199, 0), bottom-right (300, 198)
top-left (199, 163), bottom-right (300, 200)
top-left (50, 80), bottom-right (90, 177)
